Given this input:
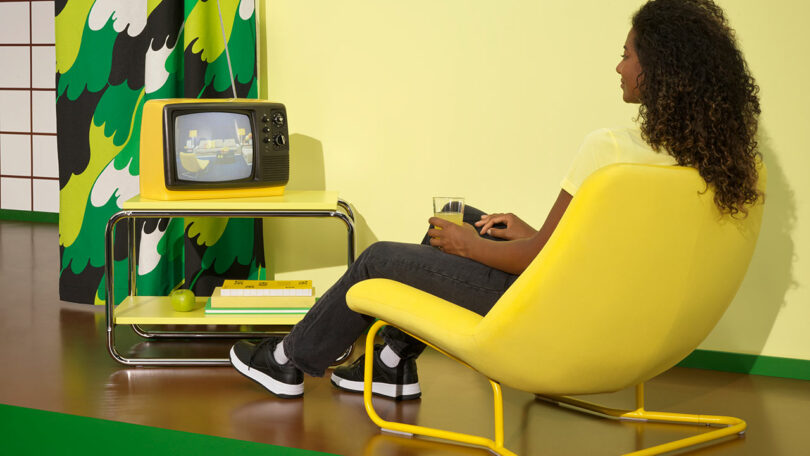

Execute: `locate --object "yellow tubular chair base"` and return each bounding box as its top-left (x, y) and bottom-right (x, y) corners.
top-left (536, 386), bottom-right (746, 456)
top-left (363, 322), bottom-right (745, 456)
top-left (362, 320), bottom-right (517, 456)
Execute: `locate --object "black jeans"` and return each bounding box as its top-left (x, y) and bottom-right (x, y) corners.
top-left (283, 206), bottom-right (518, 376)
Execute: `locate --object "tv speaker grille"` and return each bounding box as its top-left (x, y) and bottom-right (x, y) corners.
top-left (263, 155), bottom-right (289, 183)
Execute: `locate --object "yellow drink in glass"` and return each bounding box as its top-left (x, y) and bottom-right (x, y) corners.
top-left (434, 211), bottom-right (464, 226)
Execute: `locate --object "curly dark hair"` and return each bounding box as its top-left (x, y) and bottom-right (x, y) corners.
top-left (632, 0), bottom-right (761, 215)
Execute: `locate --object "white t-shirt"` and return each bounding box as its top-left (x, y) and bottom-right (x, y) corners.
top-left (561, 127), bottom-right (678, 195)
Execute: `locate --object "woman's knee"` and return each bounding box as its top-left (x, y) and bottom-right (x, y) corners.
top-left (463, 205), bottom-right (487, 224)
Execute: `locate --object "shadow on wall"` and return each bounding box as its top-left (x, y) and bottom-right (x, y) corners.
top-left (263, 134), bottom-right (379, 277)
top-left (704, 126), bottom-right (797, 356)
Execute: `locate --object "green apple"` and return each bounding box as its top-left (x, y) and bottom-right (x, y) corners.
top-left (170, 289), bottom-right (196, 312)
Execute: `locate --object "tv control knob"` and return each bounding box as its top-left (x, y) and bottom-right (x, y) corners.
top-left (263, 137), bottom-right (272, 143)
top-left (262, 126), bottom-right (271, 133)
top-left (272, 112), bottom-right (285, 127)
top-left (273, 134), bottom-right (287, 146)
top-left (261, 115), bottom-right (270, 123)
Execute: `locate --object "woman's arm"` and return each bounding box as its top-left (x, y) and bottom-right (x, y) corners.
top-left (428, 189), bottom-right (572, 275)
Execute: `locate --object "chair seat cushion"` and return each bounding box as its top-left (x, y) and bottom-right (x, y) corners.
top-left (347, 278), bottom-right (482, 356)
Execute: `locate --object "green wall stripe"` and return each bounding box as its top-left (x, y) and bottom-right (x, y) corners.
top-left (678, 349), bottom-right (810, 381)
top-left (0, 403), bottom-right (334, 456)
top-left (0, 209), bottom-right (58, 224)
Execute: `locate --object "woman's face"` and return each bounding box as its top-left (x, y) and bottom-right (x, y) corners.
top-left (616, 29), bottom-right (643, 103)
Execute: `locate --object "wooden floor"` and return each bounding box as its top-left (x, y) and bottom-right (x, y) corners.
top-left (1, 220), bottom-right (809, 455)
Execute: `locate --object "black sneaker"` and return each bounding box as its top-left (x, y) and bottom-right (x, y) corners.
top-left (330, 344), bottom-right (421, 400)
top-left (229, 338), bottom-right (304, 399)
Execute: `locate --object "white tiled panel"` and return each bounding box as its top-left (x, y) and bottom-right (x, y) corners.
top-left (0, 1), bottom-right (58, 215)
top-left (31, 1), bottom-right (55, 44)
top-left (32, 90), bottom-right (56, 133)
top-left (0, 91), bottom-right (31, 132)
top-left (0, 47), bottom-right (30, 87)
top-left (32, 135), bottom-right (58, 177)
top-left (0, 2), bottom-right (29, 44)
top-left (1, 177), bottom-right (31, 210)
top-left (0, 134), bottom-right (31, 175)
top-left (32, 46), bottom-right (55, 88)
top-left (32, 178), bottom-right (58, 212)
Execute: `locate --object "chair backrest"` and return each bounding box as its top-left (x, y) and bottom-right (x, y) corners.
top-left (472, 164), bottom-right (765, 395)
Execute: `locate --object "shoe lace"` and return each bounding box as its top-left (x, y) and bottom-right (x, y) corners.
top-left (349, 345), bottom-right (380, 371)
top-left (248, 338), bottom-right (279, 370)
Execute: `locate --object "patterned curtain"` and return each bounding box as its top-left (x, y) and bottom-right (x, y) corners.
top-left (55, 0), bottom-right (264, 304)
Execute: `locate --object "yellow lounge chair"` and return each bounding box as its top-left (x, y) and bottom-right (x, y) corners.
top-left (346, 163), bottom-right (765, 455)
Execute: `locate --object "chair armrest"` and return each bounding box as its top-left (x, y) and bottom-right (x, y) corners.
top-left (346, 279), bottom-right (483, 353)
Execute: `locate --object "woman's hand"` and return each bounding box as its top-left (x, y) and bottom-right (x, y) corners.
top-left (427, 217), bottom-right (482, 258)
top-left (474, 213), bottom-right (537, 240)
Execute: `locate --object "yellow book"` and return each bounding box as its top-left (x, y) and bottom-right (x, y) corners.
top-left (209, 287), bottom-right (316, 309)
top-left (220, 280), bottom-right (314, 296)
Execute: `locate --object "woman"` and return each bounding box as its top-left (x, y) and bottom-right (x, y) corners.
top-left (229, 0), bottom-right (761, 399)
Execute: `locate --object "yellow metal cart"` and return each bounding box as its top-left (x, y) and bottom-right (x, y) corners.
top-left (104, 190), bottom-right (355, 366)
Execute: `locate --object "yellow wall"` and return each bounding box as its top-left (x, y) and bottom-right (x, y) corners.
top-left (259, 0), bottom-right (810, 361)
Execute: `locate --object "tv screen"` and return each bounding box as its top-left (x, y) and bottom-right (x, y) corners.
top-left (173, 111), bottom-right (254, 183)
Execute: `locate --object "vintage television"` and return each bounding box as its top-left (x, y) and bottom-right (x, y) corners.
top-left (139, 98), bottom-right (289, 200)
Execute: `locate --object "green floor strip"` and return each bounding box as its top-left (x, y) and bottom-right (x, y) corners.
top-left (678, 349), bottom-right (810, 381)
top-left (0, 403), bottom-right (334, 456)
top-left (0, 209), bottom-right (58, 224)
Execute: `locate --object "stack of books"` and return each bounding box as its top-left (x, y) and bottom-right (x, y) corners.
top-left (204, 280), bottom-right (316, 314)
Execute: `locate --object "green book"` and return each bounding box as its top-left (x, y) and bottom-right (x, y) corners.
top-left (204, 298), bottom-right (313, 314)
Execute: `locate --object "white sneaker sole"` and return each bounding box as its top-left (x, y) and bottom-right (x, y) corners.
top-left (230, 347), bottom-right (304, 398)
top-left (330, 373), bottom-right (421, 400)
